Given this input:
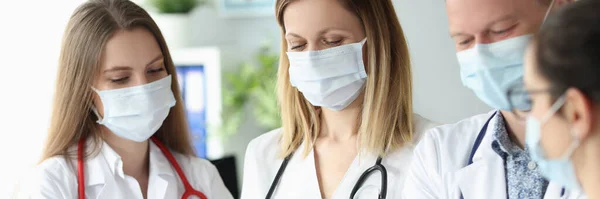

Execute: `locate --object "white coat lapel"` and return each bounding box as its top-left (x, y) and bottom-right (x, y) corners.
top-left (93, 157), bottom-right (120, 199)
top-left (545, 182), bottom-right (587, 199)
top-left (275, 143), bottom-right (322, 198)
top-left (93, 142), bottom-right (125, 199)
top-left (95, 178), bottom-right (120, 199)
top-left (147, 141), bottom-right (176, 199)
top-left (81, 139), bottom-right (116, 199)
top-left (332, 153), bottom-right (383, 199)
top-left (543, 182), bottom-right (563, 199)
top-left (147, 175), bottom-right (171, 199)
top-left (455, 115), bottom-right (507, 199)
top-left (455, 155), bottom-right (507, 199)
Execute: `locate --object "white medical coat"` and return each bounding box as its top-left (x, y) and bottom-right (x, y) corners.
top-left (402, 111), bottom-right (587, 199)
top-left (242, 114), bottom-right (439, 199)
top-left (18, 139), bottom-right (233, 199)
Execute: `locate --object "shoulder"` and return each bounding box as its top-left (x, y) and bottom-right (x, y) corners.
top-left (244, 128), bottom-right (283, 170)
top-left (381, 114), bottom-right (440, 173)
top-left (412, 111), bottom-right (496, 170)
top-left (246, 128), bottom-right (282, 156)
top-left (17, 156), bottom-right (76, 198)
top-left (423, 111), bottom-right (494, 147)
top-left (34, 156), bottom-right (76, 185)
top-left (244, 128), bottom-right (284, 170)
top-left (240, 128), bottom-right (284, 198)
top-left (412, 113), bottom-right (442, 143)
top-left (174, 153), bottom-right (220, 182)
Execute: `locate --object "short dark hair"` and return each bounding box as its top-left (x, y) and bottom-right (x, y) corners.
top-left (534, 0), bottom-right (600, 101)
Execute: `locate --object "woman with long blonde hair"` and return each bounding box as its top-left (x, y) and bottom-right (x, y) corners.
top-left (20, 0), bottom-right (232, 198)
top-left (241, 0), bottom-right (438, 198)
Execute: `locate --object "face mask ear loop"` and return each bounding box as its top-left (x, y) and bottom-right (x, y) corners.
top-left (90, 87), bottom-right (103, 123)
top-left (90, 106), bottom-right (103, 123)
top-left (559, 129), bottom-right (581, 160)
top-left (538, 94), bottom-right (579, 160)
top-left (543, 0), bottom-right (557, 23)
top-left (360, 38), bottom-right (367, 45)
top-left (541, 94), bottom-right (567, 122)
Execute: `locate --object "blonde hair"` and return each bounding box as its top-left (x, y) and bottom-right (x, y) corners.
top-left (40, 0), bottom-right (195, 162)
top-left (275, 0), bottom-right (414, 158)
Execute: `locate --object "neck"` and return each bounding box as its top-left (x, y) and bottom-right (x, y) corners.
top-left (575, 130), bottom-right (600, 198)
top-left (500, 110), bottom-right (526, 149)
top-left (319, 96), bottom-right (363, 142)
top-left (101, 127), bottom-right (150, 179)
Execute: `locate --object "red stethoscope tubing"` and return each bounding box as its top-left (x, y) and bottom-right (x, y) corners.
top-left (77, 136), bottom-right (208, 199)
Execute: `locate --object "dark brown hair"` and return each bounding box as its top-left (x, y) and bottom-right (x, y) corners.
top-left (534, 0), bottom-right (600, 101)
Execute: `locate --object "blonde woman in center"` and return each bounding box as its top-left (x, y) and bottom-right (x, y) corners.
top-left (241, 0), bottom-right (438, 198)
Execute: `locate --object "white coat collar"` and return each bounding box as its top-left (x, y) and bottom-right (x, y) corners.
top-left (83, 138), bottom-right (176, 187)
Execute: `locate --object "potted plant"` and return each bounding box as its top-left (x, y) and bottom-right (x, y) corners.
top-left (148, 0), bottom-right (205, 49)
top-left (219, 45), bottom-right (281, 138)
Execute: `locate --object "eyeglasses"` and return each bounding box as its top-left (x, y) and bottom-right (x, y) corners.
top-left (506, 83), bottom-right (557, 119)
top-left (507, 83), bottom-right (532, 119)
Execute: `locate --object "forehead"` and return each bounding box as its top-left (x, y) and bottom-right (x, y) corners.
top-left (102, 27), bottom-right (162, 68)
top-left (446, 0), bottom-right (536, 34)
top-left (283, 0), bottom-right (360, 35)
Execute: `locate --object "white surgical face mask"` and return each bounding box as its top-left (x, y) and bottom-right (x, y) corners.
top-left (287, 38), bottom-right (367, 111)
top-left (92, 75), bottom-right (176, 142)
top-left (526, 95), bottom-right (582, 190)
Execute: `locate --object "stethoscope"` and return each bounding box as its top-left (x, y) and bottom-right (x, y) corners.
top-left (459, 112), bottom-right (565, 199)
top-left (77, 136), bottom-right (208, 199)
top-left (265, 152), bottom-right (388, 199)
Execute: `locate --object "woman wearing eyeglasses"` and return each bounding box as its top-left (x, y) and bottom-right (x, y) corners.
top-left (521, 0), bottom-right (600, 198)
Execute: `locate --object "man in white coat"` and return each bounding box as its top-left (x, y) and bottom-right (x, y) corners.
top-left (403, 0), bottom-right (585, 198)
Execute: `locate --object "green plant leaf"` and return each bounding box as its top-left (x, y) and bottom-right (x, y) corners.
top-left (219, 42), bottom-right (282, 138)
top-left (149, 0), bottom-right (204, 14)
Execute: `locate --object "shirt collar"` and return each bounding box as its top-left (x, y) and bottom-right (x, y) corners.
top-left (491, 112), bottom-right (526, 157)
top-left (99, 141), bottom-right (125, 179)
top-left (87, 139), bottom-right (177, 186)
top-left (148, 140), bottom-right (176, 178)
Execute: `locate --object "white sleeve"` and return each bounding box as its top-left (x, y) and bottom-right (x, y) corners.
top-left (206, 162), bottom-right (234, 199)
top-left (240, 139), bottom-right (261, 199)
top-left (15, 167), bottom-right (68, 199)
top-left (402, 130), bottom-right (443, 199)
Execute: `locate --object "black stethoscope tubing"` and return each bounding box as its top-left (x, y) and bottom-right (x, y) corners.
top-left (265, 152), bottom-right (387, 199)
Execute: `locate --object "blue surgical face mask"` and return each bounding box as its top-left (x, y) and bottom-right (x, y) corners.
top-left (526, 95), bottom-right (582, 190)
top-left (457, 35), bottom-right (532, 110)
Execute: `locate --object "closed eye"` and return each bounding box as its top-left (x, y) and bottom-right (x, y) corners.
top-left (490, 24), bottom-right (517, 35)
top-left (325, 39), bottom-right (343, 46)
top-left (110, 77), bottom-right (129, 83)
top-left (459, 38), bottom-right (474, 46)
top-left (148, 67), bottom-right (165, 73)
top-left (290, 44), bottom-right (306, 51)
